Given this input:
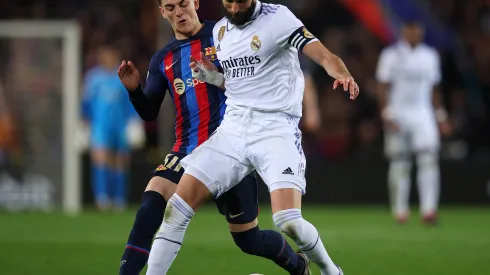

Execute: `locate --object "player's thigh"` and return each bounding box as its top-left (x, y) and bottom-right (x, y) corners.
top-left (411, 122), bottom-right (440, 153)
top-left (147, 152), bottom-right (186, 200)
top-left (214, 172), bottom-right (259, 231)
top-left (90, 127), bottom-right (113, 164)
top-left (249, 123), bottom-right (307, 195)
top-left (114, 128), bottom-right (130, 167)
top-left (384, 131), bottom-right (411, 159)
top-left (180, 128), bottom-right (252, 198)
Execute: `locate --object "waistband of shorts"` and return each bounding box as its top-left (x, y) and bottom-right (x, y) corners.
top-left (225, 106), bottom-right (299, 118)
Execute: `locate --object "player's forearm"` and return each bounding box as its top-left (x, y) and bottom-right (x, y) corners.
top-left (432, 86), bottom-right (448, 122)
top-left (302, 42), bottom-right (352, 80)
top-left (378, 83), bottom-right (391, 119)
top-left (127, 84), bottom-right (161, 122)
top-left (321, 53), bottom-right (352, 80)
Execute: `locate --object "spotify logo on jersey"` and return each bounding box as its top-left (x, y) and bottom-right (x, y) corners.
top-left (173, 78), bottom-right (185, 95)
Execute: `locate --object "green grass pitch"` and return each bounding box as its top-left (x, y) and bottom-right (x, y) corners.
top-left (1, 206), bottom-right (489, 275)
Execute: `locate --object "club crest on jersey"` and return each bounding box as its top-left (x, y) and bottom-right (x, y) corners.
top-left (302, 27), bottom-right (314, 39)
top-left (204, 46), bottom-right (217, 61)
top-left (218, 26), bottom-right (226, 41)
top-left (251, 35), bottom-right (261, 51)
top-left (156, 164), bottom-right (167, 171)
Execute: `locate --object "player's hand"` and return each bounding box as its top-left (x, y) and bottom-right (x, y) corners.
top-left (190, 52), bottom-right (218, 73)
top-left (333, 77), bottom-right (359, 100)
top-left (438, 120), bottom-right (452, 137)
top-left (118, 60), bottom-right (140, 91)
top-left (384, 119), bottom-right (400, 132)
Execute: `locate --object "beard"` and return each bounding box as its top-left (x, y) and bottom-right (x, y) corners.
top-left (224, 0), bottom-right (257, 26)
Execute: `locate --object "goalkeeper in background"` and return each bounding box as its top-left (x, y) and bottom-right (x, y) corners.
top-left (82, 45), bottom-right (144, 211)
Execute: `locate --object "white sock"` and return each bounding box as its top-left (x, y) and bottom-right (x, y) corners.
top-left (416, 152), bottom-right (440, 215)
top-left (146, 194), bottom-right (195, 275)
top-left (388, 158), bottom-right (412, 216)
top-left (273, 209), bottom-right (340, 275)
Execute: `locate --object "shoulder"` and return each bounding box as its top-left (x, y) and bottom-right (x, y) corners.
top-left (201, 20), bottom-right (217, 36)
top-left (262, 3), bottom-right (281, 16)
top-left (84, 66), bottom-right (103, 82)
top-left (420, 44), bottom-right (439, 57)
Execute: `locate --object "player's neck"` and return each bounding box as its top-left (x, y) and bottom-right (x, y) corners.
top-left (175, 20), bottom-right (203, 40)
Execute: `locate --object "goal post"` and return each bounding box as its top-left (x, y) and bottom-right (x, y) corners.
top-left (0, 21), bottom-right (82, 214)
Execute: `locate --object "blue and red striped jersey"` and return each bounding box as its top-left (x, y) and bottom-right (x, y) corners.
top-left (141, 21), bottom-right (226, 154)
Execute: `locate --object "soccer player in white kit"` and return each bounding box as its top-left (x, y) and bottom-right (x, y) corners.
top-left (375, 21), bottom-right (450, 225)
top-left (146, 1), bottom-right (359, 274)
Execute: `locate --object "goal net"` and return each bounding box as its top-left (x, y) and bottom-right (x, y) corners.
top-left (0, 21), bottom-right (82, 214)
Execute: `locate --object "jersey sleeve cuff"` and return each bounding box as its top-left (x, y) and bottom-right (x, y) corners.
top-left (128, 83), bottom-right (145, 102)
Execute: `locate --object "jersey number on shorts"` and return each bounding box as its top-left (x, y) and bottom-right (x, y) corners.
top-left (163, 154), bottom-right (182, 172)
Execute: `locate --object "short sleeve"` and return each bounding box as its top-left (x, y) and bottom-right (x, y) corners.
top-left (271, 5), bottom-right (318, 51)
top-left (376, 48), bottom-right (395, 83)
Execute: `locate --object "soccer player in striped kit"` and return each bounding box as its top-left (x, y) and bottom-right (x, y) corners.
top-left (117, 0), bottom-right (310, 274)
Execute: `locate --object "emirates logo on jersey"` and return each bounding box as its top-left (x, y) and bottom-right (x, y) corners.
top-left (219, 55), bottom-right (262, 79)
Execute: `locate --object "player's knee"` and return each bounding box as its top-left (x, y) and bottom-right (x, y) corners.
top-left (416, 152), bottom-right (438, 170)
top-left (157, 194), bottom-right (195, 235)
top-left (272, 209), bottom-right (304, 242)
top-left (389, 157), bottom-right (411, 177)
top-left (146, 177), bottom-right (177, 201)
top-left (135, 191), bottom-right (166, 232)
top-left (231, 227), bottom-right (261, 255)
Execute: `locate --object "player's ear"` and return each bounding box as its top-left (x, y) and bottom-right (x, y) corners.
top-left (194, 0), bottom-right (199, 10)
top-left (159, 6), bottom-right (168, 19)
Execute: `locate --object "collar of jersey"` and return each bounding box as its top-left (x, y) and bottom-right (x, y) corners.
top-left (398, 39), bottom-right (422, 52)
top-left (227, 0), bottom-right (263, 31)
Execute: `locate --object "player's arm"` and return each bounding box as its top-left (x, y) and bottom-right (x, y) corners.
top-left (81, 71), bottom-right (97, 123)
top-left (429, 51), bottom-right (451, 136)
top-left (299, 56), bottom-right (321, 132)
top-left (375, 48), bottom-right (399, 131)
top-left (119, 53), bottom-right (168, 122)
top-left (272, 6), bottom-right (358, 100)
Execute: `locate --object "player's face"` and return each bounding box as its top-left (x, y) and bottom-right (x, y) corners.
top-left (98, 47), bottom-right (120, 69)
top-left (160, 0), bottom-right (200, 36)
top-left (222, 0), bottom-right (256, 26)
top-left (402, 23), bottom-right (424, 46)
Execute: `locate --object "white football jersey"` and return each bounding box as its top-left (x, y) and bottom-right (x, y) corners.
top-left (376, 41), bottom-right (441, 116)
top-left (213, 1), bottom-right (318, 117)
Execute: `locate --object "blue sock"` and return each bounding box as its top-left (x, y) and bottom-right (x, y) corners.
top-left (92, 164), bottom-right (109, 207)
top-left (232, 226), bottom-right (305, 275)
top-left (120, 191), bottom-right (166, 275)
top-left (112, 169), bottom-right (127, 209)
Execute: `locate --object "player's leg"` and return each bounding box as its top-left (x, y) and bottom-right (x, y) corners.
top-left (250, 115), bottom-right (341, 275)
top-left (413, 121), bottom-right (440, 224)
top-left (217, 173), bottom-right (309, 275)
top-left (147, 128), bottom-right (250, 275)
top-left (385, 130), bottom-right (412, 223)
top-left (120, 152), bottom-right (184, 275)
top-left (112, 129), bottom-right (131, 211)
top-left (90, 127), bottom-right (112, 210)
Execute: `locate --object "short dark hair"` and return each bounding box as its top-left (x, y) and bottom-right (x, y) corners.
top-left (157, 0), bottom-right (161, 4)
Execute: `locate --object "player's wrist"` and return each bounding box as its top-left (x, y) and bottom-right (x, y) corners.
top-left (381, 107), bottom-right (393, 121)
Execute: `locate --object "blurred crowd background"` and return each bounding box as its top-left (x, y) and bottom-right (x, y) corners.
top-left (0, 0), bottom-right (489, 208)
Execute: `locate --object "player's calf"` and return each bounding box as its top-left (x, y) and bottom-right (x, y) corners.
top-left (270, 188), bottom-right (340, 275)
top-left (120, 177), bottom-right (175, 275)
top-left (147, 193), bottom-right (195, 275)
top-left (232, 226), bottom-right (307, 275)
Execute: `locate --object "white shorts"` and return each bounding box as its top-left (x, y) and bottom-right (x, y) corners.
top-left (385, 113), bottom-right (440, 158)
top-left (180, 108), bottom-right (307, 198)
